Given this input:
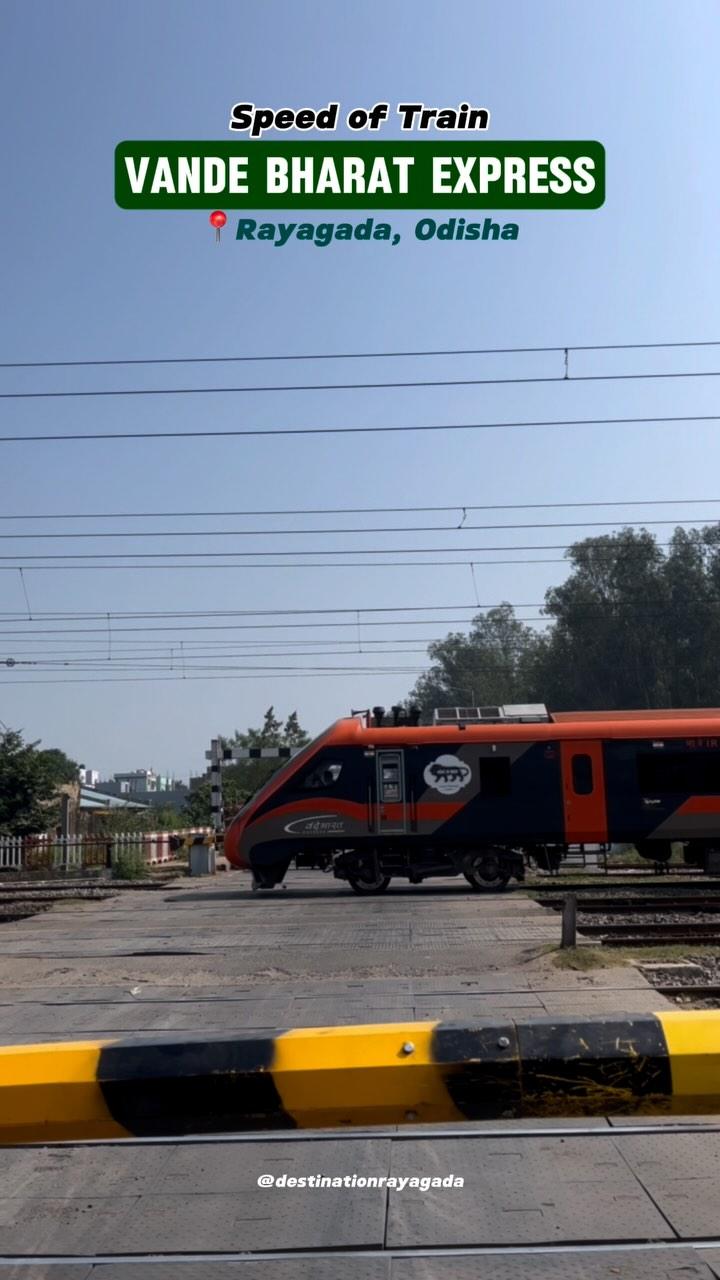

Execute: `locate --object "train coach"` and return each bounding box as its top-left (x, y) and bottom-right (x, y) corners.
top-left (222, 704), bottom-right (720, 892)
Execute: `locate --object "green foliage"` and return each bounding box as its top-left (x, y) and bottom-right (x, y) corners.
top-left (408, 526), bottom-right (720, 714)
top-left (82, 807), bottom-right (186, 836)
top-left (409, 605), bottom-right (544, 718)
top-left (0, 730), bottom-right (79, 835)
top-left (185, 707), bottom-right (311, 825)
top-left (111, 849), bottom-right (148, 880)
top-left (539, 527), bottom-right (720, 709)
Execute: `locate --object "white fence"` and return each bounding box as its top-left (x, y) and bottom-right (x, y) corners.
top-left (0, 829), bottom-right (212, 872)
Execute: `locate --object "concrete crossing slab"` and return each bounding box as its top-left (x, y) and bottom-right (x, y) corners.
top-left (0, 874), bottom-right (688, 1272)
top-left (392, 1251), bottom-right (715, 1280)
top-left (385, 1135), bottom-right (674, 1248)
top-left (0, 1138), bottom-right (391, 1254)
top-left (0, 1256), bottom-right (713, 1280)
top-left (617, 1132), bottom-right (720, 1237)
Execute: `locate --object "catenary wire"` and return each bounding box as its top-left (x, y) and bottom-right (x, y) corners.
top-left (4, 369), bottom-right (720, 400)
top-left (0, 603), bottom-right (711, 638)
top-left (1, 497), bottom-right (719, 519)
top-left (0, 517), bottom-right (714, 540)
top-left (3, 336), bottom-right (720, 369)
top-left (1, 412), bottom-right (719, 444)
top-left (0, 539), bottom-right (691, 559)
top-left (0, 563), bottom-right (676, 578)
top-left (0, 670), bottom-right (429, 687)
top-left (0, 598), bottom-right (698, 621)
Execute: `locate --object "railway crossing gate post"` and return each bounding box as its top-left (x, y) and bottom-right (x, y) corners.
top-left (205, 738), bottom-right (304, 844)
top-left (208, 738), bottom-right (224, 841)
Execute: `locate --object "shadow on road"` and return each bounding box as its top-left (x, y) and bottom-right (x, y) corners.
top-left (168, 881), bottom-right (485, 903)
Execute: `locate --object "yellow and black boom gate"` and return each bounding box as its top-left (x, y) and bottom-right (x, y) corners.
top-left (1, 1013), bottom-right (720, 1144)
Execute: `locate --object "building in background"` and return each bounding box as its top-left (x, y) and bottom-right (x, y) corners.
top-left (91, 769), bottom-right (189, 813)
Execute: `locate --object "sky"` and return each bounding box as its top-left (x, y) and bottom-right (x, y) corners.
top-left (1, 0), bottom-right (720, 781)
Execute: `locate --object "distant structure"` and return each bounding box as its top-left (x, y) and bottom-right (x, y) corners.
top-left (92, 768), bottom-right (189, 812)
top-left (79, 768), bottom-right (100, 787)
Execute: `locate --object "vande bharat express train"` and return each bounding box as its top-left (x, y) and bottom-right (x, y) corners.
top-left (223, 704), bottom-right (720, 893)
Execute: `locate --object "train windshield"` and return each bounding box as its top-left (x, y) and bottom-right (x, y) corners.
top-left (233, 726), bottom-right (334, 815)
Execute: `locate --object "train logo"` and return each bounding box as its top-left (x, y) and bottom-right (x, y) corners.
top-left (283, 815), bottom-right (346, 836)
top-left (423, 754), bottom-right (472, 795)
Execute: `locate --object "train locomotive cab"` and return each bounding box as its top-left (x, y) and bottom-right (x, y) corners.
top-left (223, 705), bottom-right (547, 893)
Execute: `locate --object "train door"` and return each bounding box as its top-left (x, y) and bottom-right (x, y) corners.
top-left (376, 750), bottom-right (407, 833)
top-left (560, 740), bottom-right (608, 842)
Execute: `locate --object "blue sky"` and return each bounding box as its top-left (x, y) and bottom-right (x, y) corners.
top-left (1, 0), bottom-right (720, 780)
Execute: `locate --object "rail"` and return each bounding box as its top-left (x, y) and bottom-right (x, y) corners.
top-left (1, 1012), bottom-right (719, 1144)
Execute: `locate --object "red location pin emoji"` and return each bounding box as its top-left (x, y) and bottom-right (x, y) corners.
top-left (209, 210), bottom-right (227, 244)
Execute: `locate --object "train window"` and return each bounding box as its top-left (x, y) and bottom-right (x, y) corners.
top-left (302, 762), bottom-right (343, 790)
top-left (479, 757), bottom-right (512, 796)
top-left (637, 751), bottom-right (720, 794)
top-left (380, 761), bottom-right (401, 801)
top-left (571, 753), bottom-right (594, 795)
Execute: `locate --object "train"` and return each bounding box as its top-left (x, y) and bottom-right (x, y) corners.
top-left (223, 704), bottom-right (720, 892)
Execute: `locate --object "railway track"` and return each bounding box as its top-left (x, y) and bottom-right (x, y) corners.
top-left (543, 894), bottom-right (720, 913)
top-left (579, 921), bottom-right (720, 945)
top-left (656, 984), bottom-right (720, 999)
top-left (541, 884), bottom-right (720, 946)
top-left (530, 878), bottom-right (720, 895)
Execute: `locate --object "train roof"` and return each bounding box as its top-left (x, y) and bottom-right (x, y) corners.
top-left (325, 709), bottom-right (720, 746)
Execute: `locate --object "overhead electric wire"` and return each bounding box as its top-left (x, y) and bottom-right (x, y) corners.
top-left (2, 412), bottom-right (720, 445)
top-left (0, 618), bottom-right (544, 638)
top-left (0, 654), bottom-right (465, 669)
top-left (0, 517), bottom-right (714, 540)
top-left (0, 670), bottom-right (429, 687)
top-left (0, 614), bottom-right (528, 636)
top-left (0, 497), bottom-right (718, 520)
top-left (3, 336), bottom-right (720, 370)
top-left (0, 602), bottom-right (496, 620)
top-left (0, 598), bottom-right (696, 621)
top-left (4, 369), bottom-right (720, 402)
top-left (0, 644), bottom-right (461, 661)
top-left (0, 565), bottom-right (573, 576)
top-left (0, 537), bottom-right (690, 560)
top-left (0, 559), bottom-right (575, 571)
top-left (0, 600), bottom-right (709, 637)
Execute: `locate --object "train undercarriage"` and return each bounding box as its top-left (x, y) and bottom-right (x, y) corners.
top-left (248, 837), bottom-right (720, 893)
top-left (252, 842), bottom-right (528, 894)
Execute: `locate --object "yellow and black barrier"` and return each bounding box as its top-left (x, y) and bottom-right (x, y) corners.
top-left (1, 1012), bottom-right (720, 1144)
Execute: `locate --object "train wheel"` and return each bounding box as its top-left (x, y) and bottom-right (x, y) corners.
top-left (347, 871), bottom-right (392, 895)
top-left (463, 851), bottom-right (510, 892)
top-left (251, 860), bottom-right (290, 889)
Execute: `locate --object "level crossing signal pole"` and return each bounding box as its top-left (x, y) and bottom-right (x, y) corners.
top-left (209, 738), bottom-right (224, 840)
top-left (205, 738), bottom-right (304, 842)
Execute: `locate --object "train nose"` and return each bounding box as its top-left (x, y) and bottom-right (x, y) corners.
top-left (222, 816), bottom-right (250, 869)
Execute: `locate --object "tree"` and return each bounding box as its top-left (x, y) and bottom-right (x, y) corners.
top-left (537, 530), bottom-right (670, 709)
top-left (283, 711), bottom-right (309, 747)
top-left (0, 730), bottom-right (79, 835)
top-left (405, 524), bottom-right (720, 715)
top-left (183, 775), bottom-right (246, 827)
top-left (536, 527), bottom-right (720, 709)
top-left (408, 605), bottom-right (543, 718)
top-left (184, 708), bottom-right (311, 825)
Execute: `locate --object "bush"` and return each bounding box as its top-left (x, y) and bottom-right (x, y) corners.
top-left (111, 850), bottom-right (147, 881)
